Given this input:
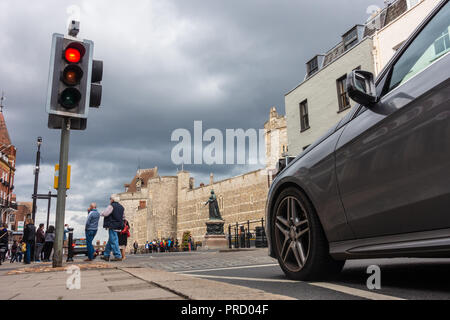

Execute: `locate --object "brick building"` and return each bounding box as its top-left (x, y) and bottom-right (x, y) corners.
top-left (0, 103), bottom-right (17, 230)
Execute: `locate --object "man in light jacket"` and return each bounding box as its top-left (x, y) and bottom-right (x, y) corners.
top-left (85, 203), bottom-right (100, 261)
top-left (100, 196), bottom-right (124, 261)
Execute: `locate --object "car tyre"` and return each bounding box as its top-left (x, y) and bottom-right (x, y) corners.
top-left (272, 187), bottom-right (344, 281)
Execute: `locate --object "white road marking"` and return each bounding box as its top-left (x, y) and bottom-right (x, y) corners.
top-left (182, 273), bottom-right (298, 283)
top-left (182, 274), bottom-right (406, 300)
top-left (175, 263), bottom-right (280, 274)
top-left (309, 282), bottom-right (405, 300)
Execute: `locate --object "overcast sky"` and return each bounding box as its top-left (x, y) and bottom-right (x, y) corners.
top-left (0, 0), bottom-right (385, 239)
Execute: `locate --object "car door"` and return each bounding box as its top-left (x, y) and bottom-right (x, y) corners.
top-left (334, 0), bottom-right (450, 238)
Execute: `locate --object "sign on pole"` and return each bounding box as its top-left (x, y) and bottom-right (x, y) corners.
top-left (54, 164), bottom-right (71, 189)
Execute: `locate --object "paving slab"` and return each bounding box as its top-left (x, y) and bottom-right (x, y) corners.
top-left (121, 267), bottom-right (295, 300)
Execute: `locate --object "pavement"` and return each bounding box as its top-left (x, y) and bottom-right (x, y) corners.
top-left (1, 249), bottom-right (450, 300)
top-left (0, 252), bottom-right (293, 300)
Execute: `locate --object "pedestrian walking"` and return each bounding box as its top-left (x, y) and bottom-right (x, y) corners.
top-left (100, 195), bottom-right (124, 262)
top-left (118, 219), bottom-right (130, 260)
top-left (19, 241), bottom-right (26, 262)
top-left (0, 223), bottom-right (8, 265)
top-left (43, 225), bottom-right (55, 262)
top-left (133, 241), bottom-right (138, 254)
top-left (34, 223), bottom-right (45, 262)
top-left (85, 203), bottom-right (100, 261)
top-left (145, 241), bottom-right (149, 254)
top-left (10, 240), bottom-right (18, 263)
top-left (22, 218), bottom-right (36, 264)
top-left (63, 224), bottom-right (69, 255)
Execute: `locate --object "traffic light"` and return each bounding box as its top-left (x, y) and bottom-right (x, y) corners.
top-left (46, 33), bottom-right (103, 129)
top-left (90, 59), bottom-right (103, 108)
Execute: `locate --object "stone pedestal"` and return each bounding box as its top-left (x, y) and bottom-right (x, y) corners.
top-left (203, 220), bottom-right (228, 250)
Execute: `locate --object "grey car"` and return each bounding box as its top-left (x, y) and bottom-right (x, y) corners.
top-left (266, 0), bottom-right (450, 280)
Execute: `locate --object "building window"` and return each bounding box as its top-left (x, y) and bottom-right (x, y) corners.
top-left (406, 0), bottom-right (420, 10)
top-left (306, 58), bottom-right (319, 77)
top-left (218, 196), bottom-right (224, 210)
top-left (343, 27), bottom-right (358, 50)
top-left (336, 75), bottom-right (351, 112)
top-left (434, 30), bottom-right (450, 56)
top-left (299, 100), bottom-right (310, 132)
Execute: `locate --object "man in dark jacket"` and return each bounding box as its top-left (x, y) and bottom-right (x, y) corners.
top-left (35, 224), bottom-right (45, 262)
top-left (100, 196), bottom-right (124, 261)
top-left (0, 223), bottom-right (8, 265)
top-left (22, 219), bottom-right (36, 264)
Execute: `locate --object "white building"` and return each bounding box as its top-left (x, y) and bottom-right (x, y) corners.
top-left (372, 0), bottom-right (442, 74)
top-left (285, 0), bottom-right (442, 156)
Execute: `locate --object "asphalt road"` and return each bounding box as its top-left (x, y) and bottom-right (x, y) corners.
top-left (121, 249), bottom-right (450, 300)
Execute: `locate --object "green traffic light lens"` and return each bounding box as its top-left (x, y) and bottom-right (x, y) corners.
top-left (60, 88), bottom-right (81, 109)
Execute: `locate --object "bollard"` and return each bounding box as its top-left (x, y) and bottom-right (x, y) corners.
top-left (228, 224), bottom-right (232, 249)
top-left (240, 226), bottom-right (245, 248)
top-left (66, 228), bottom-right (74, 262)
top-left (247, 220), bottom-right (251, 248)
top-left (235, 222), bottom-right (239, 248)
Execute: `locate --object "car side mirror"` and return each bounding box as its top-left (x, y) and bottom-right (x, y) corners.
top-left (347, 70), bottom-right (378, 106)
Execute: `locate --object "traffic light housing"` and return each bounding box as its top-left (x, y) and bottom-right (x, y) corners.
top-left (46, 33), bottom-right (103, 129)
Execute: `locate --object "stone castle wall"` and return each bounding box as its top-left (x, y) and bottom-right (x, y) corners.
top-left (147, 176), bottom-right (178, 241)
top-left (117, 108), bottom-right (286, 247)
top-left (115, 190), bottom-right (146, 250)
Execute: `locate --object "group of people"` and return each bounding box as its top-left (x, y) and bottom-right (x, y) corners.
top-left (0, 221), bottom-right (57, 265)
top-left (0, 195), bottom-right (129, 265)
top-left (90, 196), bottom-right (129, 262)
top-left (137, 238), bottom-right (179, 254)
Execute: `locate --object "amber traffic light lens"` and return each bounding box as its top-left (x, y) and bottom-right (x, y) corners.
top-left (65, 48), bottom-right (81, 63)
top-left (62, 65), bottom-right (83, 86)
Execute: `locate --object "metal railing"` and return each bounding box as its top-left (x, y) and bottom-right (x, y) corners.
top-left (227, 218), bottom-right (267, 249)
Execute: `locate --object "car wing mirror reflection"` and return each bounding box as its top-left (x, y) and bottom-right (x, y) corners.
top-left (347, 70), bottom-right (378, 106)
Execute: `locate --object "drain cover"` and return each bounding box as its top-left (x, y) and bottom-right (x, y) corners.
top-left (108, 282), bottom-right (154, 293)
top-left (104, 276), bottom-right (135, 282)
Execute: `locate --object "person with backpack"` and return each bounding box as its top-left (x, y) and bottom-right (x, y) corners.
top-left (100, 195), bottom-right (124, 262)
top-left (34, 223), bottom-right (45, 262)
top-left (43, 225), bottom-right (55, 262)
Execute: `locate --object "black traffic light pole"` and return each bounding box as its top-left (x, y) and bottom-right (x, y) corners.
top-left (52, 117), bottom-right (70, 268)
top-left (31, 137), bottom-right (42, 222)
top-left (46, 21), bottom-right (102, 267)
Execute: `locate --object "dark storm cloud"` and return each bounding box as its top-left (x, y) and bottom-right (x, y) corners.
top-left (0, 0), bottom-right (384, 236)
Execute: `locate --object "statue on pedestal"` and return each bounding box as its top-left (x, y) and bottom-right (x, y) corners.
top-left (204, 190), bottom-right (222, 220)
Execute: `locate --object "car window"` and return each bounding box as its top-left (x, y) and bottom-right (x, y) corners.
top-left (387, 1), bottom-right (450, 92)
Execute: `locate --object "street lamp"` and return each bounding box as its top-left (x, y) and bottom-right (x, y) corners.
top-left (31, 137), bottom-right (43, 222)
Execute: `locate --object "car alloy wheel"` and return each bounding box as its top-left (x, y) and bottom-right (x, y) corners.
top-left (274, 195), bottom-right (310, 273)
top-left (272, 187), bottom-right (345, 280)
